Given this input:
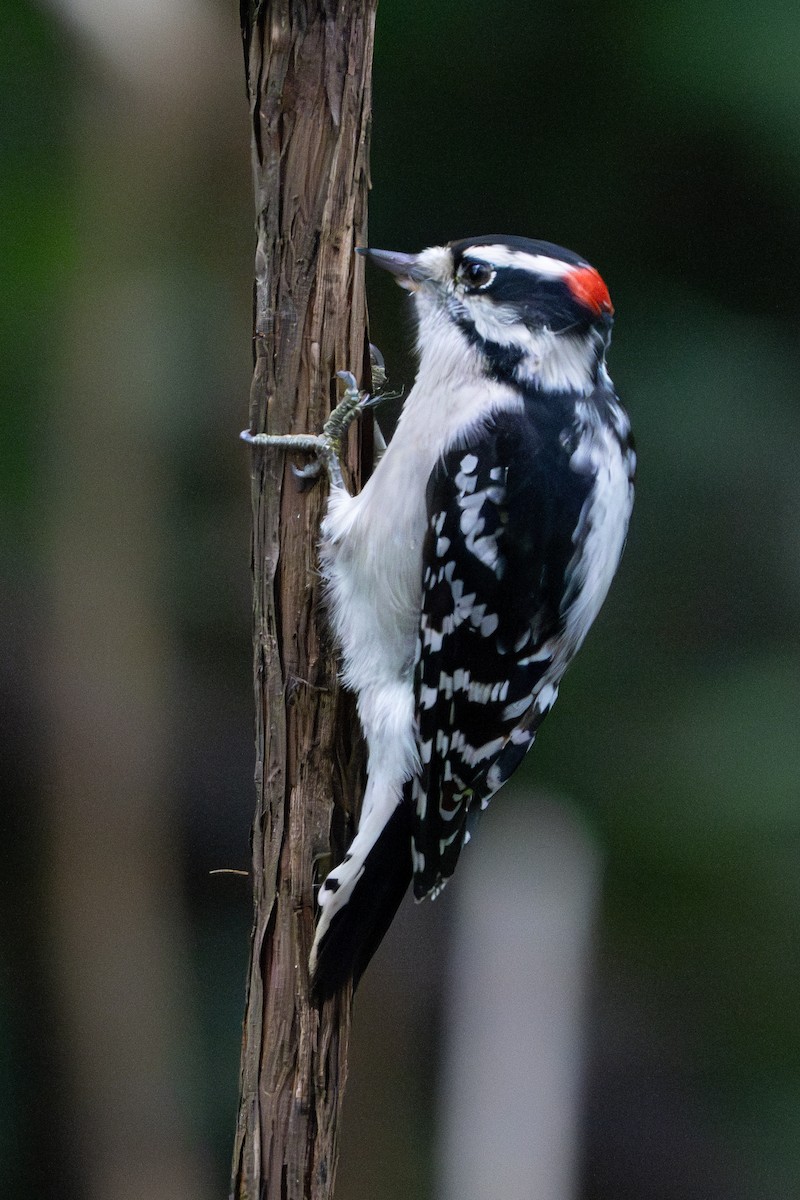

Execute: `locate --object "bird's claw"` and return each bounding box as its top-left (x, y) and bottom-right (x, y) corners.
top-left (336, 369), bottom-right (360, 393)
top-left (369, 343), bottom-right (388, 394)
top-left (241, 368), bottom-right (378, 494)
top-left (291, 458), bottom-right (324, 493)
top-left (291, 459), bottom-right (323, 480)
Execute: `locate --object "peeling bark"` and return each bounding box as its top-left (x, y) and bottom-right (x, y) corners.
top-left (231, 4), bottom-right (376, 1197)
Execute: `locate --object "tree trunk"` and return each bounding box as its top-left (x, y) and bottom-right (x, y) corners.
top-left (231, 3), bottom-right (376, 1198)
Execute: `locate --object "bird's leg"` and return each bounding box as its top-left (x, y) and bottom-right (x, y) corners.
top-left (240, 370), bottom-right (368, 491)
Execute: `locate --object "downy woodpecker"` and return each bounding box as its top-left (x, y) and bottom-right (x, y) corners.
top-left (243, 235), bottom-right (635, 998)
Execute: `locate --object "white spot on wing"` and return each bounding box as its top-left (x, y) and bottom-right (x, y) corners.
top-left (470, 534), bottom-right (500, 571)
top-left (480, 612), bottom-right (499, 637)
top-left (468, 603), bottom-right (487, 626)
top-left (439, 827), bottom-right (462, 854)
top-left (453, 667), bottom-right (470, 692)
top-left (455, 470), bottom-right (478, 493)
top-left (463, 735), bottom-right (505, 765)
top-left (423, 625), bottom-right (444, 652)
top-left (460, 507), bottom-right (483, 537)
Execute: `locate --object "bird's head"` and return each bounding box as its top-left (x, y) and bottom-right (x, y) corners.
top-left (360, 235), bottom-right (614, 395)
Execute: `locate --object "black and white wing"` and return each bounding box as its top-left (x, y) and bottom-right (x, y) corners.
top-left (408, 407), bottom-right (596, 899)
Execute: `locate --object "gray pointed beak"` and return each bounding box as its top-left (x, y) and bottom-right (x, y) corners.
top-left (357, 247), bottom-right (422, 289)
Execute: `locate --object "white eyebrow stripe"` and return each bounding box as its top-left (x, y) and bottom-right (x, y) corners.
top-left (463, 246), bottom-right (579, 278)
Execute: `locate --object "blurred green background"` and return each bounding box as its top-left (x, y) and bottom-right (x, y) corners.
top-left (2, 1), bottom-right (799, 1197)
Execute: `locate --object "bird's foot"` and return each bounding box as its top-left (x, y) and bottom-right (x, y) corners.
top-left (240, 370), bottom-right (372, 491)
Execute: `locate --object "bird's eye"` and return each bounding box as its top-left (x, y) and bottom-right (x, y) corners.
top-left (458, 261), bottom-right (495, 291)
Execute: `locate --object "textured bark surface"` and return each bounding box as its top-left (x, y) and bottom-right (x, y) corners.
top-left (231, 3), bottom-right (376, 1198)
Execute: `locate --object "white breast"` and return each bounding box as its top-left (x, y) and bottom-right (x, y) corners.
top-left (322, 329), bottom-right (523, 696)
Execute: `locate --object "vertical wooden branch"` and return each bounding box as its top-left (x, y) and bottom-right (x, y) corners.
top-left (231, 3), bottom-right (376, 1198)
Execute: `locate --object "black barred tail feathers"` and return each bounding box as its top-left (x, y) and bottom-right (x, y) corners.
top-left (310, 800), bottom-right (413, 999)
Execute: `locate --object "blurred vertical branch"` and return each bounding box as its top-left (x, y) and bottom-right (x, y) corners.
top-left (44, 11), bottom-right (239, 1200)
top-left (231, 3), bottom-right (376, 1198)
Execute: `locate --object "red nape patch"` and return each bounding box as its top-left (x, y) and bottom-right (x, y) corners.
top-left (565, 266), bottom-right (614, 316)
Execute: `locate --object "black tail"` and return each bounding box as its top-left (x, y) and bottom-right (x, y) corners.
top-left (310, 801), bottom-right (413, 1000)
